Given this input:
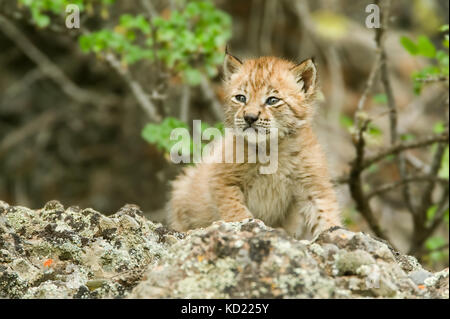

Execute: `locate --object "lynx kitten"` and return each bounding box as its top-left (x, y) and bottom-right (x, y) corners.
top-left (167, 52), bottom-right (341, 239)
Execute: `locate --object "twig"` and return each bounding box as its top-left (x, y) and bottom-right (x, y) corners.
top-left (404, 153), bottom-right (430, 174)
top-left (0, 14), bottom-right (103, 104)
top-left (416, 142), bottom-right (447, 217)
top-left (356, 54), bottom-right (382, 114)
top-left (345, 0), bottom-right (392, 243)
top-left (377, 0), bottom-right (418, 215)
top-left (361, 133), bottom-right (449, 169)
top-left (0, 110), bottom-right (60, 159)
top-left (409, 185), bottom-right (449, 254)
top-left (0, 67), bottom-right (43, 102)
top-left (376, 0), bottom-right (397, 145)
top-left (140, 0), bottom-right (158, 18)
top-left (415, 76), bottom-right (449, 84)
top-left (367, 175), bottom-right (448, 200)
top-left (104, 53), bottom-right (162, 122)
top-left (348, 119), bottom-right (391, 241)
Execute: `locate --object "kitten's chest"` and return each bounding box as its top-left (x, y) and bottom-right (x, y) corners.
top-left (243, 167), bottom-right (294, 226)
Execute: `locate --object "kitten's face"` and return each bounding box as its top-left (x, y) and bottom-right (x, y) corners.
top-left (222, 55), bottom-right (318, 139)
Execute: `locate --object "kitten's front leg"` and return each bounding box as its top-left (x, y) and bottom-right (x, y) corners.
top-left (306, 195), bottom-right (341, 238)
top-left (282, 195), bottom-right (341, 239)
top-left (214, 185), bottom-right (253, 222)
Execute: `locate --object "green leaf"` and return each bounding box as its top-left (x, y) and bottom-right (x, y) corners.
top-left (425, 236), bottom-right (446, 251)
top-left (141, 117), bottom-right (190, 153)
top-left (339, 115), bottom-right (353, 129)
top-left (184, 68), bottom-right (203, 86)
top-left (35, 14), bottom-right (51, 28)
top-left (400, 36), bottom-right (419, 55)
top-left (433, 122), bottom-right (445, 134)
top-left (438, 146), bottom-right (449, 179)
top-left (367, 123), bottom-right (382, 138)
top-left (426, 205), bottom-right (438, 221)
top-left (417, 35), bottom-right (437, 58)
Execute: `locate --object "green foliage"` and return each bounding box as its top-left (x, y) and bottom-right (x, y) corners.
top-left (339, 115), bottom-right (353, 130)
top-left (151, 1), bottom-right (231, 84)
top-left (438, 146), bottom-right (449, 179)
top-left (141, 117), bottom-right (189, 154)
top-left (79, 15), bottom-right (154, 64)
top-left (20, 0), bottom-right (231, 85)
top-left (400, 35), bottom-right (436, 58)
top-left (425, 236), bottom-right (448, 264)
top-left (366, 123), bottom-right (382, 139)
top-left (433, 121), bottom-right (445, 134)
top-left (400, 25), bottom-right (449, 94)
top-left (18, 0), bottom-right (111, 28)
top-left (80, 0), bottom-right (231, 85)
top-left (141, 117), bottom-right (223, 156)
top-left (426, 205), bottom-right (438, 223)
top-left (339, 114), bottom-right (381, 143)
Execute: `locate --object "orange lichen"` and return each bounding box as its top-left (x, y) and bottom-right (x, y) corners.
top-left (43, 259), bottom-right (53, 267)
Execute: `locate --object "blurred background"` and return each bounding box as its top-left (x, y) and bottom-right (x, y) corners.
top-left (0, 0), bottom-right (448, 270)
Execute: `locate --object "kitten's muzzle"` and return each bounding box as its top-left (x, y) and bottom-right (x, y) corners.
top-left (244, 113), bottom-right (259, 125)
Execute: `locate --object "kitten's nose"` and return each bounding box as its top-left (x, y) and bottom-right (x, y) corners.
top-left (244, 113), bottom-right (259, 125)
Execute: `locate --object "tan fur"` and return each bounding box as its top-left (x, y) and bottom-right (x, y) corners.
top-left (167, 55), bottom-right (341, 239)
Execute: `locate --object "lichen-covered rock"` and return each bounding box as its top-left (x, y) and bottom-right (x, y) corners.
top-left (0, 200), bottom-right (179, 298)
top-left (130, 222), bottom-right (447, 299)
top-left (0, 200), bottom-right (448, 299)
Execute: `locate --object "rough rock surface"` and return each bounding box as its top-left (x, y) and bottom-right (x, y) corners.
top-left (0, 200), bottom-right (448, 299)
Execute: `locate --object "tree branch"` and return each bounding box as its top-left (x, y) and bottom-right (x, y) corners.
top-left (0, 14), bottom-right (105, 104)
top-left (361, 133), bottom-right (449, 170)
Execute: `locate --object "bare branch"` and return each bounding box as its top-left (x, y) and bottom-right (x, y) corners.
top-left (367, 175), bottom-right (448, 200)
top-left (104, 53), bottom-right (162, 122)
top-left (415, 76), bottom-right (449, 84)
top-left (140, 0), bottom-right (158, 18)
top-left (0, 110), bottom-right (60, 159)
top-left (416, 142), bottom-right (447, 217)
top-left (0, 14), bottom-right (104, 104)
top-left (361, 133), bottom-right (449, 169)
top-left (348, 118), bottom-right (391, 241)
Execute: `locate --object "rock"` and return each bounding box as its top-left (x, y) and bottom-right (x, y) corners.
top-left (0, 200), bottom-right (172, 298)
top-left (408, 270), bottom-right (433, 285)
top-left (0, 200), bottom-right (448, 299)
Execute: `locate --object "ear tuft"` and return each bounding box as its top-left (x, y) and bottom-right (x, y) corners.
top-left (223, 49), bottom-right (243, 80)
top-left (290, 58), bottom-right (317, 94)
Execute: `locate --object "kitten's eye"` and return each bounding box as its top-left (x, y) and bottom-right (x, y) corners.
top-left (266, 96), bottom-right (280, 106)
top-left (235, 95), bottom-right (247, 103)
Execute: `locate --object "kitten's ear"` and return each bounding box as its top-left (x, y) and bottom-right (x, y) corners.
top-left (291, 58), bottom-right (317, 94)
top-left (223, 47), bottom-right (243, 80)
